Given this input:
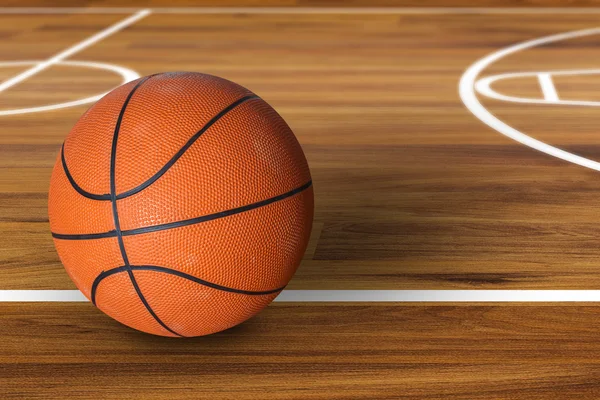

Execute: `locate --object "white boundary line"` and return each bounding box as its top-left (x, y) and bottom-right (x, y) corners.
top-left (460, 27), bottom-right (600, 172)
top-left (2, 7), bottom-right (600, 14)
top-left (0, 9), bottom-right (149, 94)
top-left (4, 290), bottom-right (600, 302)
top-left (277, 290), bottom-right (600, 302)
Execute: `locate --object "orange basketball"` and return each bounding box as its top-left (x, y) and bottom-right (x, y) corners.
top-left (48, 72), bottom-right (313, 337)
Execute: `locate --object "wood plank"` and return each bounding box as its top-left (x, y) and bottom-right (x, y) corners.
top-left (2, 303), bottom-right (600, 399)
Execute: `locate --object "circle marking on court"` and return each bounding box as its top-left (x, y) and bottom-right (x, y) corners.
top-left (0, 10), bottom-right (148, 117)
top-left (0, 60), bottom-right (139, 116)
top-left (460, 27), bottom-right (600, 171)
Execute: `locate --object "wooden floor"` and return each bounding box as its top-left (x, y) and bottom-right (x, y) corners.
top-left (4, 6), bottom-right (600, 399)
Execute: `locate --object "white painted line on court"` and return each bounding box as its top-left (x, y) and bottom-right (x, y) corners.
top-left (538, 73), bottom-right (559, 101)
top-left (277, 290), bottom-right (600, 302)
top-left (2, 7), bottom-right (600, 14)
top-left (0, 60), bottom-right (139, 116)
top-left (0, 9), bottom-right (149, 95)
top-left (460, 27), bottom-right (600, 172)
top-left (474, 69), bottom-right (600, 106)
top-left (3, 290), bottom-right (600, 302)
top-left (0, 290), bottom-right (87, 302)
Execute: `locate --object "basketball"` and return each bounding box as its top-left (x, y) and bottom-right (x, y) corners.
top-left (47, 72), bottom-right (314, 337)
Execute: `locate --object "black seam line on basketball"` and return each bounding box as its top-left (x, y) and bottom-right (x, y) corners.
top-left (91, 265), bottom-right (284, 307)
top-left (122, 179), bottom-right (313, 237)
top-left (108, 74), bottom-right (183, 338)
top-left (114, 94), bottom-right (259, 200)
top-left (58, 73), bottom-right (163, 202)
top-left (59, 94), bottom-right (258, 201)
top-left (110, 76), bottom-right (151, 266)
top-left (91, 266), bottom-right (129, 305)
top-left (89, 266), bottom-right (183, 337)
top-left (127, 269), bottom-right (185, 337)
top-left (52, 230), bottom-right (117, 240)
top-left (60, 143), bottom-right (111, 200)
top-left (50, 180), bottom-right (312, 241)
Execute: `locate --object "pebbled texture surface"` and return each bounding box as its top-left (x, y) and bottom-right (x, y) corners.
top-left (48, 72), bottom-right (313, 337)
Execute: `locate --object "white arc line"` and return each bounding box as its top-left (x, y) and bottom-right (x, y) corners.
top-left (458, 28), bottom-right (600, 171)
top-left (0, 9), bottom-right (150, 94)
top-left (4, 290), bottom-right (600, 302)
top-left (0, 60), bottom-right (139, 116)
top-left (460, 27), bottom-right (600, 172)
top-left (474, 69), bottom-right (600, 106)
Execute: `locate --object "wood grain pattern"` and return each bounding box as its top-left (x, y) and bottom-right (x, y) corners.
top-left (2, 8), bottom-right (600, 398)
top-left (3, 303), bottom-right (600, 399)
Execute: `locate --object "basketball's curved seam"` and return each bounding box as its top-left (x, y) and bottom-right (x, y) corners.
top-left (90, 265), bottom-right (285, 305)
top-left (60, 144), bottom-right (111, 200)
top-left (115, 94), bottom-right (259, 199)
top-left (59, 94), bottom-right (258, 201)
top-left (110, 77), bottom-right (147, 267)
top-left (123, 179), bottom-right (313, 236)
top-left (51, 179), bottom-right (312, 240)
top-left (107, 74), bottom-right (184, 338)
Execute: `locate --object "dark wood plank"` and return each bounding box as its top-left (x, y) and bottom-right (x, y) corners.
top-left (3, 303), bottom-right (600, 399)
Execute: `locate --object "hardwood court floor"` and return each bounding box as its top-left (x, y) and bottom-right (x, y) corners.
top-left (4, 7), bottom-right (600, 399)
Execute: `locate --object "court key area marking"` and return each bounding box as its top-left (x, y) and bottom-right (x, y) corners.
top-left (0, 10), bottom-right (148, 116)
top-left (475, 69), bottom-right (600, 107)
top-left (2, 9), bottom-right (600, 303)
top-left (460, 27), bottom-right (600, 172)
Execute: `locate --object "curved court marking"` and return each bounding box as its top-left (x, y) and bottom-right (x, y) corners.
top-left (0, 10), bottom-right (148, 116)
top-left (460, 27), bottom-right (600, 172)
top-left (3, 290), bottom-right (600, 302)
top-left (476, 69), bottom-right (600, 106)
top-left (0, 60), bottom-right (139, 116)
